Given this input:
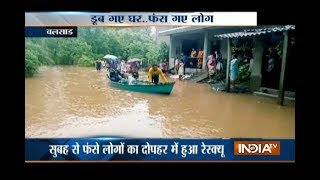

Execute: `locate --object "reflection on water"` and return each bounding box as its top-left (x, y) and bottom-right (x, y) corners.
top-left (25, 66), bottom-right (295, 138)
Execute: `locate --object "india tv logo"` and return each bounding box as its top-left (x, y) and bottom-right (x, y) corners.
top-left (234, 141), bottom-right (280, 155)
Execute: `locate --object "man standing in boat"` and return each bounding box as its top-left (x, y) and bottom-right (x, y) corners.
top-left (148, 64), bottom-right (168, 85)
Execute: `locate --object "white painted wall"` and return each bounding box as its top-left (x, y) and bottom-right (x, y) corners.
top-left (169, 37), bottom-right (182, 69)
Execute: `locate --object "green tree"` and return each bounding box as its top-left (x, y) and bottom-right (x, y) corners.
top-left (25, 27), bottom-right (169, 77)
top-left (159, 42), bottom-right (169, 60)
top-left (25, 49), bottom-right (40, 77)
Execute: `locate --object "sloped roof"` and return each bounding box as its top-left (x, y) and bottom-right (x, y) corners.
top-left (158, 26), bottom-right (206, 36)
top-left (214, 25), bottom-right (295, 38)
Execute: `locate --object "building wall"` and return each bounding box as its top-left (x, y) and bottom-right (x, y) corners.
top-left (220, 39), bottom-right (228, 60)
top-left (169, 36), bottom-right (183, 69)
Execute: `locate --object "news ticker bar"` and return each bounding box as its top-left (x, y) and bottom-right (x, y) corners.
top-left (25, 12), bottom-right (257, 26)
top-left (25, 27), bottom-right (77, 38)
top-left (25, 138), bottom-right (294, 161)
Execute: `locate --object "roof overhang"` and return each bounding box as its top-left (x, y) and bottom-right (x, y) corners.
top-left (158, 26), bottom-right (207, 36)
top-left (214, 25), bottom-right (295, 39)
top-left (158, 26), bottom-right (253, 37)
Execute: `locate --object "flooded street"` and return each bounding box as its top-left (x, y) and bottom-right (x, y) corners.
top-left (25, 66), bottom-right (295, 138)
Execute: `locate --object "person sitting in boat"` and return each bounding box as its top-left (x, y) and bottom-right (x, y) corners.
top-left (148, 64), bottom-right (168, 85)
top-left (128, 72), bottom-right (139, 85)
top-left (120, 77), bottom-right (128, 84)
top-left (132, 72), bottom-right (139, 79)
top-left (106, 60), bottom-right (110, 71)
top-left (101, 60), bottom-right (106, 69)
top-left (120, 60), bottom-right (126, 77)
top-left (109, 68), bottom-right (122, 82)
top-left (125, 63), bottom-right (131, 73)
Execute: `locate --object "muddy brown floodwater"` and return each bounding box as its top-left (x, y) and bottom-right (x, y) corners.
top-left (25, 66), bottom-right (295, 138)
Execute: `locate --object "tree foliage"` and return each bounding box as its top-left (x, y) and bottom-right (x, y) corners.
top-left (25, 27), bottom-right (169, 76)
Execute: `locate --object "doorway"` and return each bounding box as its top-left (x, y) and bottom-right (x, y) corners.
top-left (182, 40), bottom-right (198, 56)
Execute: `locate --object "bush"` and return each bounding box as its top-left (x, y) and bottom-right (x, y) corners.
top-left (78, 55), bottom-right (95, 67)
top-left (25, 58), bottom-right (39, 77)
top-left (238, 63), bottom-right (250, 83)
top-left (25, 49), bottom-right (41, 77)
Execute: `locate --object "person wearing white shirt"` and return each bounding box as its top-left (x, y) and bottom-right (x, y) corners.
top-left (120, 60), bottom-right (126, 75)
top-left (128, 76), bottom-right (136, 85)
top-left (178, 60), bottom-right (184, 80)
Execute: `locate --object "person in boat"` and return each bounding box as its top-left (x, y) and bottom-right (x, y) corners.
top-left (120, 73), bottom-right (131, 85)
top-left (130, 61), bottom-right (139, 75)
top-left (148, 64), bottom-right (168, 85)
top-left (116, 60), bottom-right (121, 72)
top-left (125, 61), bottom-right (138, 79)
top-left (125, 62), bottom-right (131, 73)
top-left (133, 71), bottom-right (139, 79)
top-left (106, 60), bottom-right (110, 71)
top-left (128, 72), bottom-right (139, 85)
top-left (120, 76), bottom-right (128, 84)
top-left (120, 60), bottom-right (126, 77)
top-left (101, 60), bottom-right (106, 69)
top-left (109, 68), bottom-right (122, 82)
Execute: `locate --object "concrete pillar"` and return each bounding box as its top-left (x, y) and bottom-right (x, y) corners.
top-left (208, 38), bottom-right (212, 57)
top-left (226, 38), bottom-right (231, 91)
top-left (169, 36), bottom-right (176, 69)
top-left (202, 31), bottom-right (209, 69)
top-left (249, 36), bottom-right (264, 92)
top-left (169, 35), bottom-right (173, 59)
top-left (278, 31), bottom-right (289, 106)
